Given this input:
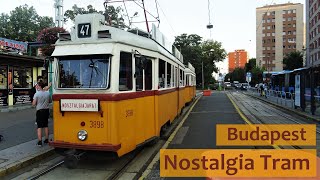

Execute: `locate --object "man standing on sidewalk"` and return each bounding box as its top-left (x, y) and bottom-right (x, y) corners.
top-left (32, 81), bottom-right (51, 146)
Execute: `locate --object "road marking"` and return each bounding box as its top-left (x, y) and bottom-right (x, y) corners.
top-left (170, 127), bottom-right (189, 145)
top-left (226, 93), bottom-right (281, 150)
top-left (191, 111), bottom-right (237, 114)
top-left (138, 96), bottom-right (201, 180)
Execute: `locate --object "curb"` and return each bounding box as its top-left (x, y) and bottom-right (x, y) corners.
top-left (0, 148), bottom-right (55, 177)
top-left (245, 93), bottom-right (320, 122)
top-left (0, 106), bottom-right (33, 113)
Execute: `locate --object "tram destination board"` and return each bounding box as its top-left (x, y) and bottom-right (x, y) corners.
top-left (78, 23), bottom-right (91, 38)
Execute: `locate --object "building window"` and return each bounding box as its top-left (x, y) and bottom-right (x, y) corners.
top-left (283, 38), bottom-right (286, 42)
top-left (262, 19), bottom-right (266, 23)
top-left (293, 9), bottom-right (296, 13)
top-left (0, 66), bottom-right (7, 89)
top-left (267, 47), bottom-right (271, 50)
top-left (13, 67), bottom-right (32, 89)
top-left (288, 45), bottom-right (291, 49)
top-left (272, 25), bottom-right (276, 29)
top-left (283, 45), bottom-right (286, 48)
top-left (272, 46), bottom-right (275, 50)
top-left (272, 32), bottom-right (275, 36)
top-left (288, 17), bottom-right (292, 21)
top-left (267, 33), bottom-right (271, 36)
top-left (283, 18), bottom-right (286, 21)
top-left (272, 39), bottom-right (276, 42)
top-left (288, 31), bottom-right (292, 35)
top-left (282, 10), bottom-right (286, 14)
top-left (293, 17), bottom-right (296, 20)
top-left (267, 26), bottom-right (271, 29)
top-left (293, 23), bottom-right (296, 27)
top-left (267, 12), bottom-right (270, 16)
top-left (293, 31), bottom-right (296, 35)
top-left (119, 52), bottom-right (133, 91)
top-left (263, 26), bottom-right (265, 30)
top-left (263, 34), bottom-right (265, 37)
top-left (283, 31), bottom-right (286, 35)
top-left (158, 59), bottom-right (166, 89)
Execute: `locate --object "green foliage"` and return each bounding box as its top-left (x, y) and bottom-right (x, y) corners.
top-left (0, 4), bottom-right (54, 42)
top-left (245, 58), bottom-right (256, 72)
top-left (283, 51), bottom-right (303, 70)
top-left (64, 4), bottom-right (126, 29)
top-left (37, 27), bottom-right (67, 56)
top-left (173, 34), bottom-right (227, 89)
top-left (225, 58), bottom-right (264, 85)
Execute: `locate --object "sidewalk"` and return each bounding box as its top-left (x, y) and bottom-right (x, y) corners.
top-left (0, 135), bottom-right (54, 177)
top-left (244, 90), bottom-right (320, 122)
top-left (0, 104), bottom-right (33, 113)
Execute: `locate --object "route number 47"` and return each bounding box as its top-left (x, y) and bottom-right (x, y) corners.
top-left (78, 23), bottom-right (91, 38)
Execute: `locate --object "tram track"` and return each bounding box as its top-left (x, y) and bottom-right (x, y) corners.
top-left (27, 160), bottom-right (64, 180)
top-left (229, 91), bottom-right (320, 150)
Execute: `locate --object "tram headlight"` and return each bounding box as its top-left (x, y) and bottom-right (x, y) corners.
top-left (78, 130), bottom-right (88, 141)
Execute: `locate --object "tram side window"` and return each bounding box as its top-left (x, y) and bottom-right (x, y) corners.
top-left (159, 59), bottom-right (165, 89)
top-left (135, 58), bottom-right (143, 91)
top-left (174, 67), bottom-right (178, 87)
top-left (119, 52), bottom-right (133, 91)
top-left (186, 75), bottom-right (189, 86)
top-left (144, 59), bottom-right (153, 90)
top-left (167, 63), bottom-right (171, 88)
top-left (179, 69), bottom-right (183, 86)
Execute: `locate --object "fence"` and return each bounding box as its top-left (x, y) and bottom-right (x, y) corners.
top-left (248, 88), bottom-right (295, 109)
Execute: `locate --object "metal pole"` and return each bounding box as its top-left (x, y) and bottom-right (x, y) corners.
top-left (202, 60), bottom-right (204, 90)
top-left (141, 0), bottom-right (150, 32)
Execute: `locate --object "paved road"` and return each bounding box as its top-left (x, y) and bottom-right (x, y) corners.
top-left (0, 109), bottom-right (53, 150)
top-left (145, 91), bottom-right (253, 180)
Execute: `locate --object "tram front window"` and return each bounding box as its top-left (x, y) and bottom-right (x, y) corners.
top-left (58, 55), bottom-right (110, 88)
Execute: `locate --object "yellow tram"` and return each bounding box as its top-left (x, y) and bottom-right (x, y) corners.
top-left (49, 14), bottom-right (196, 157)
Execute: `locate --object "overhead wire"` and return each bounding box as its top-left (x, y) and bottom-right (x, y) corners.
top-left (132, 0), bottom-right (159, 22)
top-left (122, 0), bottom-right (131, 26)
top-left (256, 0), bottom-right (275, 32)
top-left (155, 0), bottom-right (176, 35)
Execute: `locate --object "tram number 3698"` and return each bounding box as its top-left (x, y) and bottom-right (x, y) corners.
top-left (90, 121), bottom-right (104, 128)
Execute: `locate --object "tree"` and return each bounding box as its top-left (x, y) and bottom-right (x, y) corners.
top-left (245, 58), bottom-right (256, 72)
top-left (0, 5), bottom-right (54, 42)
top-left (37, 27), bottom-right (67, 56)
top-left (64, 4), bottom-right (126, 29)
top-left (283, 51), bottom-right (303, 70)
top-left (173, 34), bottom-right (227, 88)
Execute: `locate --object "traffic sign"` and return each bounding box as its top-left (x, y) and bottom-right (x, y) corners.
top-left (246, 72), bottom-right (252, 83)
top-left (246, 72), bottom-right (252, 78)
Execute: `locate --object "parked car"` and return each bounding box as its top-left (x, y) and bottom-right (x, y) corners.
top-left (241, 83), bottom-right (250, 90)
top-left (235, 83), bottom-right (242, 89)
top-left (224, 82), bottom-right (232, 89)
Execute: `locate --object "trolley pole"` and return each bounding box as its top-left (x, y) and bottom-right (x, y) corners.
top-left (141, 0), bottom-right (150, 32)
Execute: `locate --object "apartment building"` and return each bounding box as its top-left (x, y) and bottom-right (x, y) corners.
top-left (306, 0), bottom-right (320, 67)
top-left (228, 49), bottom-right (248, 72)
top-left (256, 3), bottom-right (304, 72)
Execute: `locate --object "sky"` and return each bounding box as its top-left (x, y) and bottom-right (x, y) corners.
top-left (0, 0), bottom-right (305, 76)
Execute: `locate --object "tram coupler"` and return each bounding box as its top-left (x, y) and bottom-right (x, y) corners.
top-left (64, 150), bottom-right (86, 169)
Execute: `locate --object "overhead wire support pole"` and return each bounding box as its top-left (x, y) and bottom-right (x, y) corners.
top-left (141, 0), bottom-right (150, 32)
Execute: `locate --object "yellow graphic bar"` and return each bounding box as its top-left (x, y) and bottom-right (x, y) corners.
top-left (216, 124), bottom-right (316, 146)
top-left (160, 149), bottom-right (317, 177)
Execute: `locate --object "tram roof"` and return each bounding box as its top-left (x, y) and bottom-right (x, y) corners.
top-left (52, 13), bottom-right (185, 67)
